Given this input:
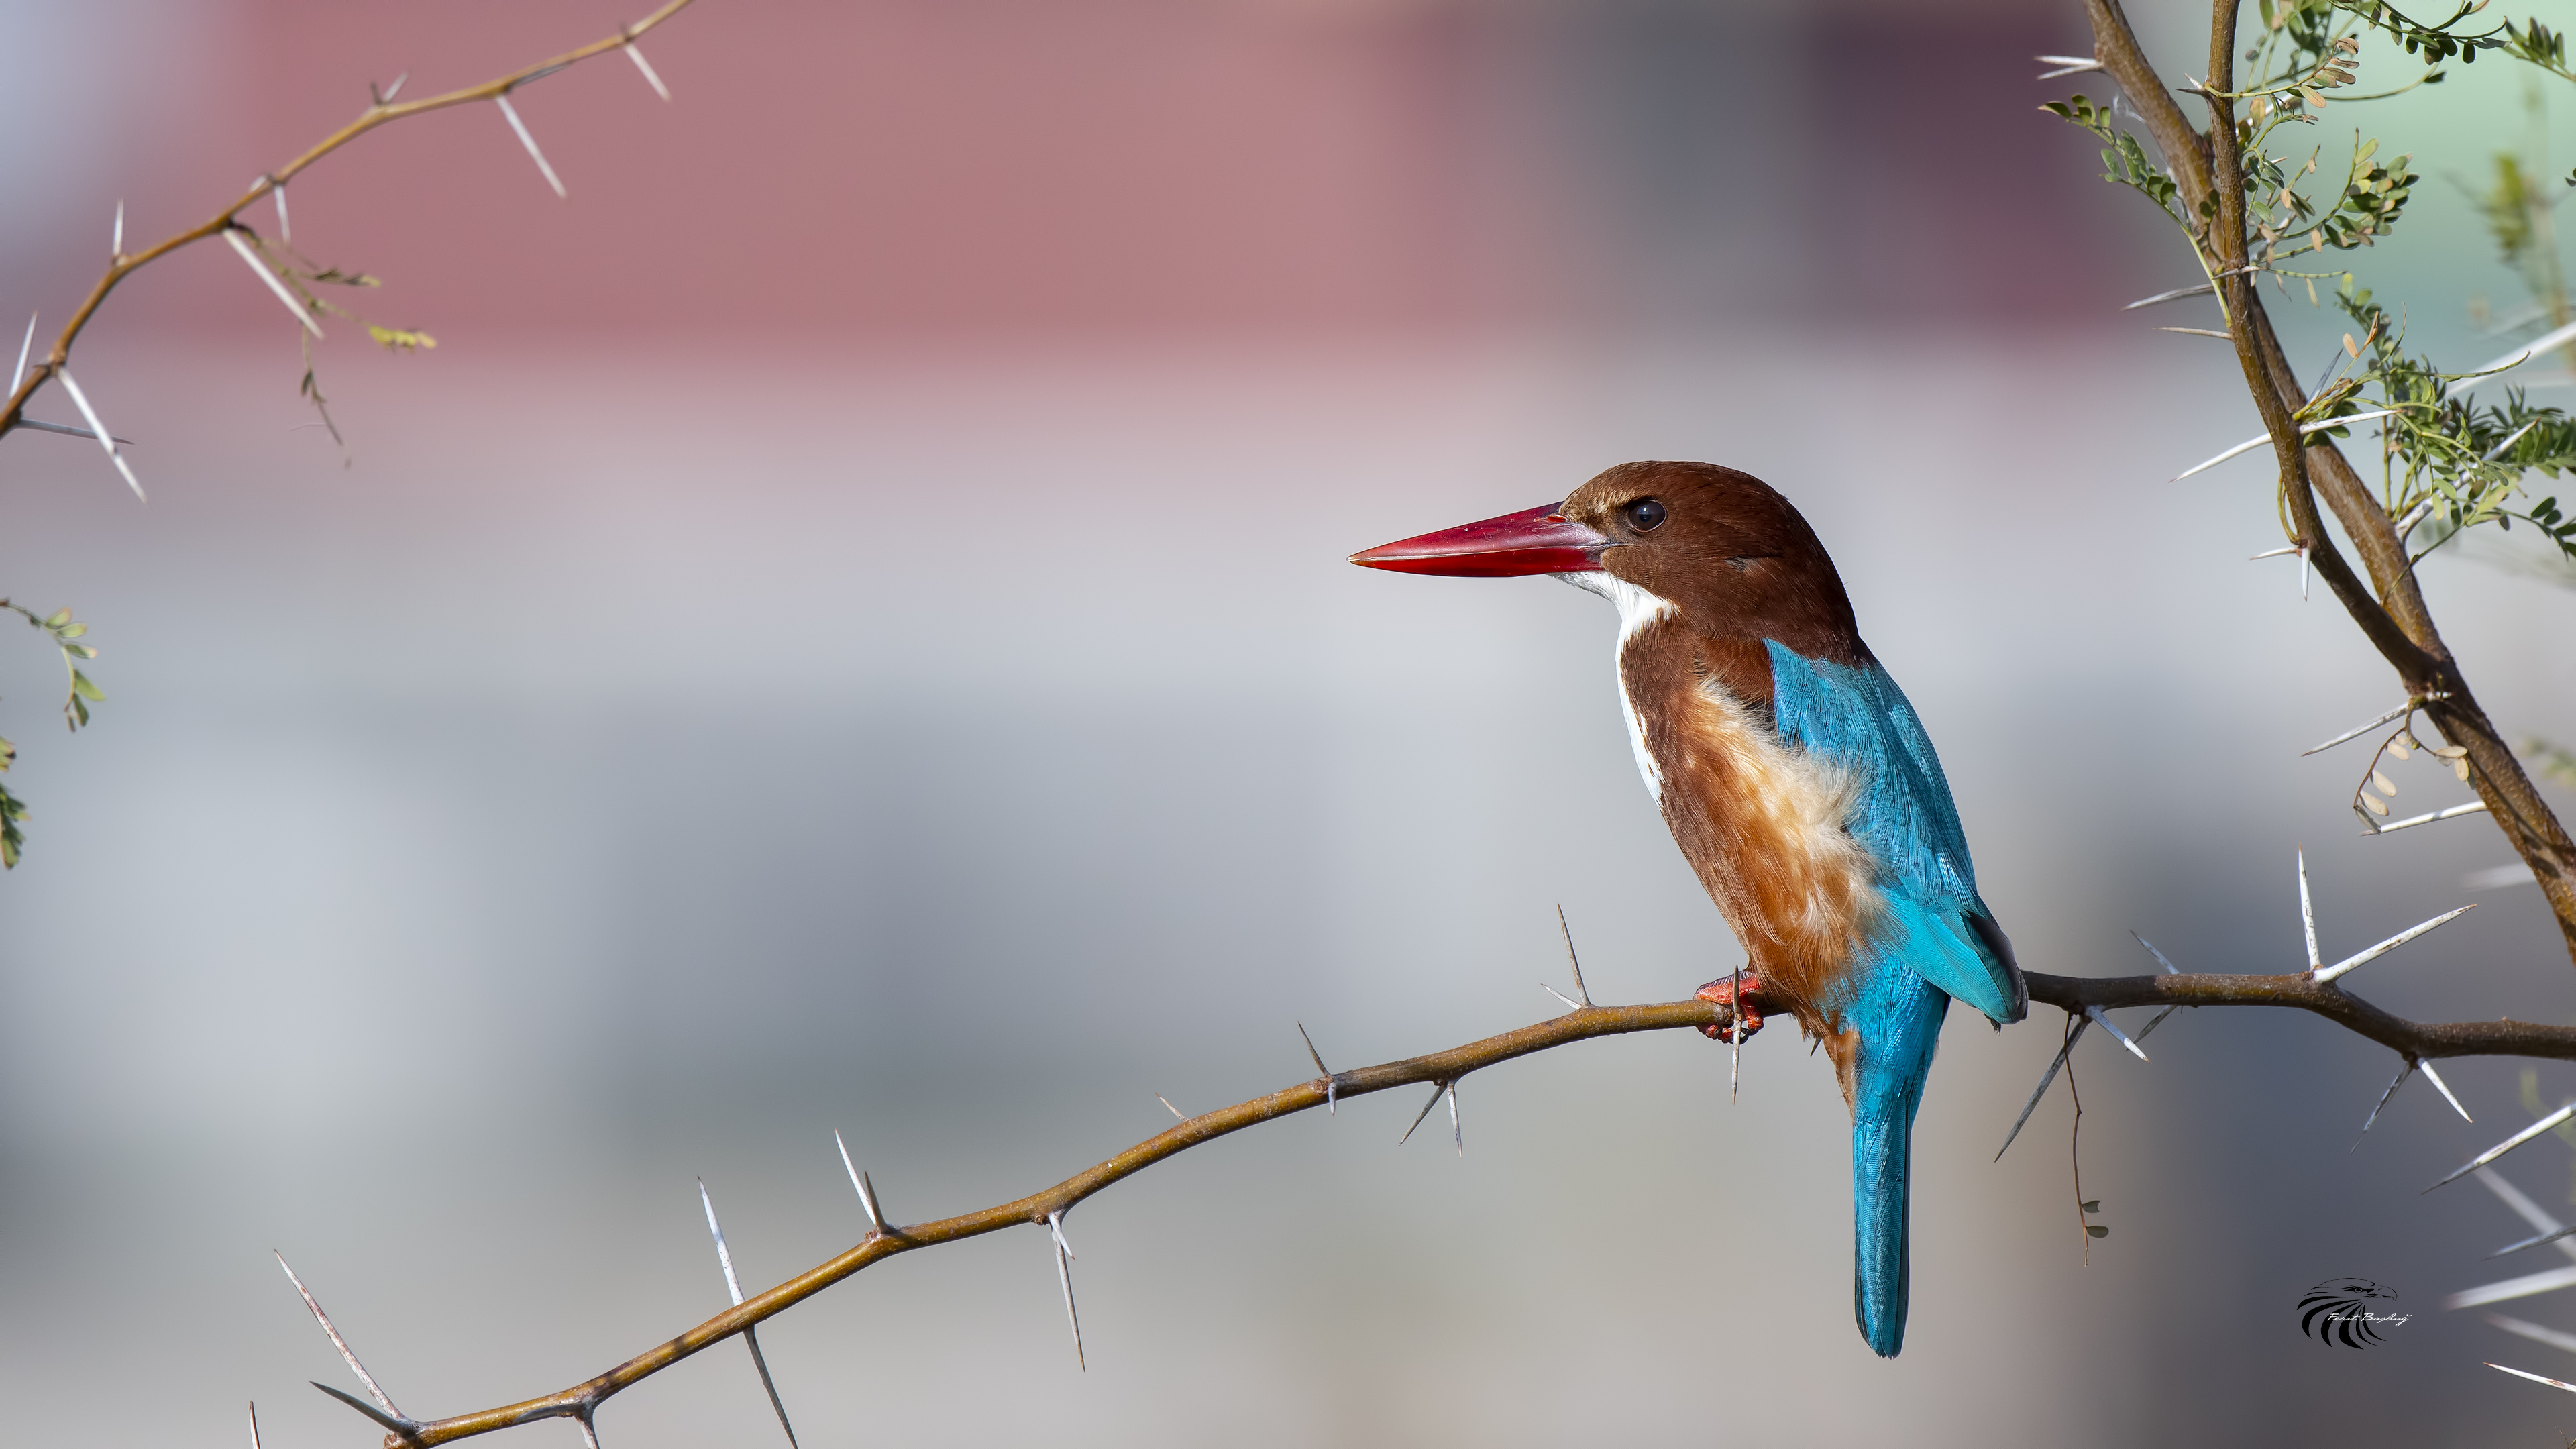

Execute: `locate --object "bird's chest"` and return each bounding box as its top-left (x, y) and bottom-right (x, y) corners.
top-left (1615, 619), bottom-right (1881, 1017)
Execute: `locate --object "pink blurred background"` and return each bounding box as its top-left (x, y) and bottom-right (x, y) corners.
top-left (5, 2), bottom-right (2576, 1445)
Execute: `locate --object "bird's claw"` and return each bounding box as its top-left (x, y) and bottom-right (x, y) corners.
top-left (1695, 971), bottom-right (1768, 1043)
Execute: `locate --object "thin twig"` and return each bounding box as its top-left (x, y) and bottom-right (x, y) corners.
top-left (0, 0), bottom-right (699, 440)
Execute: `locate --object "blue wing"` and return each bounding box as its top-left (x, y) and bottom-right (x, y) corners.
top-left (1762, 640), bottom-right (2025, 1025)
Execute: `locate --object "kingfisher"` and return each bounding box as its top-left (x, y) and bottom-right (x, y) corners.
top-left (1349, 460), bottom-right (2025, 1358)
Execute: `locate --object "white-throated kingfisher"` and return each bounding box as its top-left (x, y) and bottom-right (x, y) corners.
top-left (1350, 460), bottom-right (2026, 1358)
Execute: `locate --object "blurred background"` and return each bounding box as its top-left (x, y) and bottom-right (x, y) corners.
top-left (4, 0), bottom-right (2576, 1444)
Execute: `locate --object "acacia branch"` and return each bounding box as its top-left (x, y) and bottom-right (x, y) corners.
top-left (335, 978), bottom-right (2576, 1445)
top-left (0, 0), bottom-right (698, 441)
top-left (2080, 0), bottom-right (2576, 966)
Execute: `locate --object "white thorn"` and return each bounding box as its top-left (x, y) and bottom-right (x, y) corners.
top-left (1540, 983), bottom-right (1582, 1012)
top-left (11, 311), bottom-right (33, 394)
top-left (2393, 496), bottom-right (2437, 540)
top-left (2036, 54), bottom-right (2106, 78)
top-left (1447, 1081), bottom-right (1462, 1157)
top-left (2489, 1362), bottom-right (2576, 1394)
top-left (2356, 1059), bottom-right (2414, 1141)
top-left (1554, 904), bottom-right (1592, 1006)
top-left (1399, 1082), bottom-right (1444, 1144)
top-left (2300, 545), bottom-right (2310, 601)
top-left (2085, 1004), bottom-right (2150, 1061)
top-left (2486, 1313), bottom-right (2576, 1353)
top-left (2490, 1226), bottom-right (2576, 1260)
top-left (2430, 1103), bottom-right (2576, 1191)
top-left (576, 1409), bottom-right (602, 1449)
top-left (274, 1252), bottom-right (404, 1421)
top-left (1297, 1021), bottom-right (1336, 1114)
top-left (833, 1130), bottom-right (884, 1231)
top-left (741, 1326), bottom-right (800, 1449)
top-left (2298, 849), bottom-right (2320, 971)
top-left (2466, 863), bottom-right (2540, 891)
top-left (2418, 1058), bottom-right (2473, 1122)
top-left (2459, 315), bottom-right (2576, 392)
top-left (380, 71), bottom-right (409, 104)
top-left (2249, 545), bottom-right (2302, 559)
top-left (1155, 1092), bottom-right (1184, 1120)
top-left (2169, 410), bottom-right (2400, 481)
top-left (2131, 932), bottom-right (2182, 975)
top-left (2447, 1265), bottom-right (2576, 1309)
top-left (2475, 1169), bottom-right (2576, 1259)
top-left (273, 182), bottom-right (292, 246)
top-left (1046, 1210), bottom-right (1083, 1372)
top-left (2370, 800), bottom-right (2491, 834)
top-left (223, 231), bottom-right (323, 338)
top-left (697, 1179), bottom-right (746, 1305)
top-left (624, 42), bottom-right (674, 101)
top-left (1996, 1016), bottom-right (2089, 1161)
top-left (2484, 419), bottom-right (2539, 462)
top-left (494, 95), bottom-right (568, 198)
top-left (2312, 905), bottom-right (2475, 983)
top-left (52, 369), bottom-right (144, 501)
top-left (247, 1401), bottom-right (262, 1449)
top-left (2123, 282), bottom-right (2212, 309)
top-left (111, 199), bottom-right (123, 256)
top-left (2304, 702), bottom-right (2412, 755)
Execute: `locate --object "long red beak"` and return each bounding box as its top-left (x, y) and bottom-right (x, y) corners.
top-left (1348, 502), bottom-right (1607, 577)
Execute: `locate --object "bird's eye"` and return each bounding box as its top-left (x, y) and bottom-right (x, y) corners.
top-left (1625, 498), bottom-right (1667, 532)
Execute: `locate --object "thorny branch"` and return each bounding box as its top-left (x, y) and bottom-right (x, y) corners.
top-left (2080, 0), bottom-right (2576, 965)
top-left (321, 972), bottom-right (2576, 1446)
top-left (0, 0), bottom-right (699, 443)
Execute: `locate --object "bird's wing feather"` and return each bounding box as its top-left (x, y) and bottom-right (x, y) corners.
top-left (1762, 641), bottom-right (2025, 1024)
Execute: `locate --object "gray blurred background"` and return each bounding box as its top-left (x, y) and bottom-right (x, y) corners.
top-left (4, 1), bottom-right (2576, 1444)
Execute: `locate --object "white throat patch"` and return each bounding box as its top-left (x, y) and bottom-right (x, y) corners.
top-left (1554, 572), bottom-right (1678, 802)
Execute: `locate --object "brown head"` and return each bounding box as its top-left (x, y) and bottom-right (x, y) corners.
top-left (1350, 460), bottom-right (1868, 666)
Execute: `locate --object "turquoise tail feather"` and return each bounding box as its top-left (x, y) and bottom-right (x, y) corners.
top-left (1851, 965), bottom-right (1950, 1358)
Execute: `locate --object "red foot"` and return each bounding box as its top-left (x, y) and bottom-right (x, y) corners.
top-left (1695, 971), bottom-right (1768, 1043)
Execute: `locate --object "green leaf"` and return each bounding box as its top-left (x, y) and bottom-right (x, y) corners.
top-left (2086, 1224), bottom-right (2110, 1238)
top-left (2081, 1200), bottom-right (2102, 1213)
top-left (44, 608), bottom-right (69, 629)
top-left (70, 670), bottom-right (103, 702)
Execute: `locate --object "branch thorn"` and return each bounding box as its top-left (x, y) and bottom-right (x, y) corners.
top-left (1399, 1081), bottom-right (1447, 1145)
top-left (700, 1179), bottom-right (801, 1448)
top-left (1155, 1092), bottom-right (1185, 1121)
top-left (275, 1251), bottom-right (406, 1425)
top-left (2418, 1057), bottom-right (2473, 1122)
top-left (2428, 1102), bottom-right (2576, 1191)
top-left (2297, 847), bottom-right (2320, 972)
top-left (1554, 904), bottom-right (1593, 1007)
top-left (1296, 1021), bottom-right (1337, 1114)
top-left (223, 229), bottom-right (323, 338)
top-left (1996, 1014), bottom-right (2088, 1161)
top-left (624, 42), bottom-right (674, 101)
top-left (52, 369), bottom-right (144, 500)
top-left (2084, 1004), bottom-right (2150, 1062)
top-left (834, 1130), bottom-right (885, 1232)
top-left (1046, 1210), bottom-right (1084, 1371)
top-left (2312, 904), bottom-right (2474, 983)
top-left (494, 94), bottom-right (568, 198)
